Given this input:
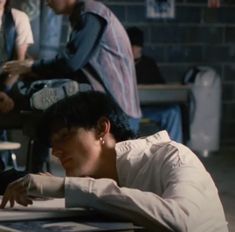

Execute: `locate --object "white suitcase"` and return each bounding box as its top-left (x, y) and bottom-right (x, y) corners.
top-left (184, 67), bottom-right (221, 156)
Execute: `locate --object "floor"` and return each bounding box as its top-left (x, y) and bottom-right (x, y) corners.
top-left (198, 148), bottom-right (235, 232)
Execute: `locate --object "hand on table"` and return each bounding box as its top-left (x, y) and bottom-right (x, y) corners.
top-left (0, 174), bottom-right (65, 209)
top-left (3, 60), bottom-right (34, 76)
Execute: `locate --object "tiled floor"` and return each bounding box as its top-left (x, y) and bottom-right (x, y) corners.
top-left (199, 149), bottom-right (235, 232)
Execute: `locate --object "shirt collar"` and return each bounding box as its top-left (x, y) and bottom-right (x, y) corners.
top-left (115, 131), bottom-right (171, 185)
top-left (115, 130), bottom-right (171, 159)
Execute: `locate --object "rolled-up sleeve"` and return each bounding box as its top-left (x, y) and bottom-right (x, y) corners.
top-left (32, 13), bottom-right (106, 78)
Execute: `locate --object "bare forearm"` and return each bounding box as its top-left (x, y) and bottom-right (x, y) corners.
top-left (16, 44), bottom-right (28, 61)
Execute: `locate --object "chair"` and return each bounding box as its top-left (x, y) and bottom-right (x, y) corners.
top-left (0, 141), bottom-right (21, 170)
top-left (0, 111), bottom-right (49, 172)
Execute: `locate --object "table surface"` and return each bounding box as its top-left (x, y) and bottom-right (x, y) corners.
top-left (0, 198), bottom-right (143, 231)
top-left (138, 84), bottom-right (190, 90)
top-left (138, 84), bottom-right (191, 105)
top-left (1, 221), bottom-right (140, 232)
top-left (0, 142), bottom-right (21, 151)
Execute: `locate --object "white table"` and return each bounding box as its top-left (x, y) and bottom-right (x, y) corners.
top-left (0, 142), bottom-right (21, 151)
top-left (138, 84), bottom-right (191, 105)
top-left (138, 84), bottom-right (191, 143)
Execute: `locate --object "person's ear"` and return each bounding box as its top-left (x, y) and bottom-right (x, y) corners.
top-left (95, 117), bottom-right (111, 139)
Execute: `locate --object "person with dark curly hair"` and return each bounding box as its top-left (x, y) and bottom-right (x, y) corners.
top-left (0, 91), bottom-right (228, 232)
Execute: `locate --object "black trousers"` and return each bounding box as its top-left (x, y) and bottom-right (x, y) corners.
top-left (0, 168), bottom-right (27, 195)
top-left (0, 80), bottom-right (50, 172)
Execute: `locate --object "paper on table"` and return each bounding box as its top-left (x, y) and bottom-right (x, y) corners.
top-left (0, 225), bottom-right (21, 232)
top-left (0, 197), bottom-right (143, 231)
top-left (0, 196), bottom-right (79, 209)
top-left (42, 221), bottom-right (142, 231)
top-left (0, 197), bottom-right (91, 222)
top-left (0, 197), bottom-right (65, 210)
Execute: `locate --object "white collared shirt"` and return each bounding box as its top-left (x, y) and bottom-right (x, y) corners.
top-left (64, 131), bottom-right (228, 232)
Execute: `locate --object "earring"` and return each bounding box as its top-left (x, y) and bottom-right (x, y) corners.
top-left (99, 137), bottom-right (105, 145)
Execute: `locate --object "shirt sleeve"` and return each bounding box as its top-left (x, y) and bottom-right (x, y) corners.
top-left (64, 157), bottom-right (227, 231)
top-left (32, 13), bottom-right (106, 78)
top-left (12, 9), bottom-right (34, 46)
top-left (64, 177), bottom-right (188, 231)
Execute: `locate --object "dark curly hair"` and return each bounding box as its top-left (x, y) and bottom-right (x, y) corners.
top-left (38, 91), bottom-right (135, 146)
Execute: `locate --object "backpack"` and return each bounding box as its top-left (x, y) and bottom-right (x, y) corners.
top-left (183, 66), bottom-right (221, 154)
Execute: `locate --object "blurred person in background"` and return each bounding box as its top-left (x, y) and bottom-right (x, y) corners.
top-left (0, 0), bottom-right (33, 171)
top-left (3, 0), bottom-right (141, 133)
top-left (127, 26), bottom-right (183, 143)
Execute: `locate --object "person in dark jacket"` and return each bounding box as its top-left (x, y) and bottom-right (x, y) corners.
top-left (127, 27), bottom-right (183, 142)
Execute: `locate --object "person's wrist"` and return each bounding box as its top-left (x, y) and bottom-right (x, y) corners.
top-left (27, 174), bottom-right (65, 198)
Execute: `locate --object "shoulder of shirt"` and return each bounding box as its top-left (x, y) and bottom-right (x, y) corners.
top-left (11, 8), bottom-right (30, 21)
top-left (115, 131), bottom-right (171, 158)
top-left (116, 131), bottom-right (202, 168)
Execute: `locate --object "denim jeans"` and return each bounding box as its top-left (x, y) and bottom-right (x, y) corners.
top-left (128, 117), bottom-right (140, 136)
top-left (142, 105), bottom-right (183, 143)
